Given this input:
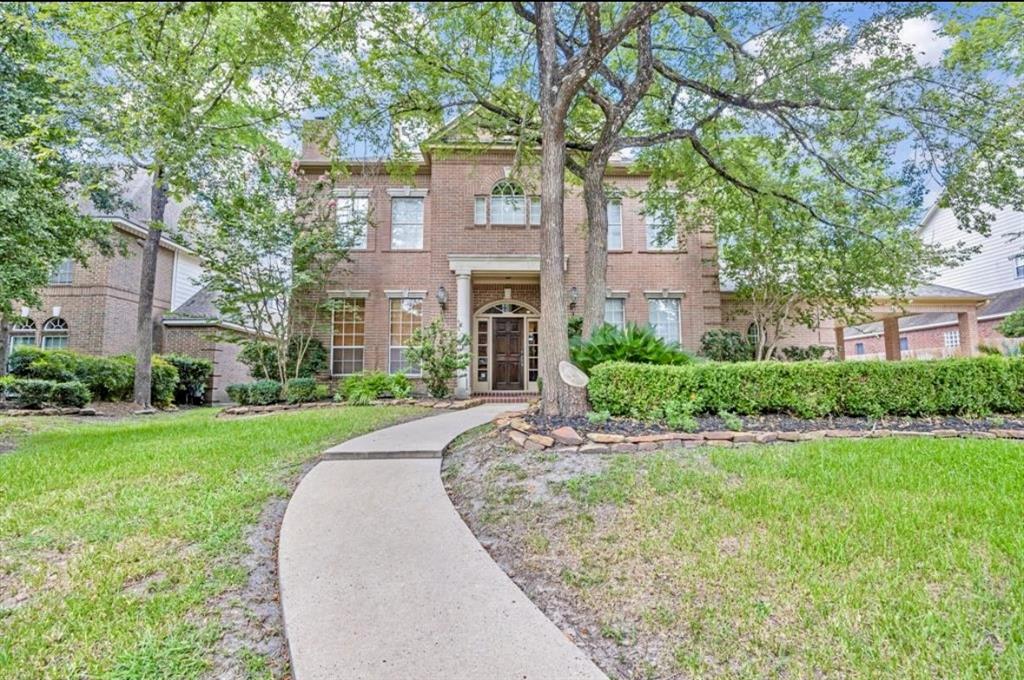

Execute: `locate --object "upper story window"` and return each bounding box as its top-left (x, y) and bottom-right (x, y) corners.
top-left (42, 317), bottom-right (69, 350)
top-left (490, 180), bottom-right (526, 225)
top-left (645, 210), bottom-right (677, 250)
top-left (607, 199), bottom-right (623, 250)
top-left (49, 259), bottom-right (73, 285)
top-left (336, 195), bottom-right (369, 250)
top-left (391, 197), bottom-right (424, 249)
top-left (1015, 254), bottom-right (1024, 279)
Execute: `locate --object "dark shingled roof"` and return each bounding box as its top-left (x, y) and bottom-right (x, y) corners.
top-left (164, 286), bottom-right (220, 320)
top-left (846, 286), bottom-right (1023, 339)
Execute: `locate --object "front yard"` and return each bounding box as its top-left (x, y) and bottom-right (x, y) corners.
top-left (0, 406), bottom-right (427, 678)
top-left (445, 430), bottom-right (1024, 678)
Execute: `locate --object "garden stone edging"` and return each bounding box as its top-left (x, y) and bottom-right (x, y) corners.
top-left (0, 407), bottom-right (98, 417)
top-left (219, 397), bottom-right (484, 417)
top-left (493, 415), bottom-right (1024, 452)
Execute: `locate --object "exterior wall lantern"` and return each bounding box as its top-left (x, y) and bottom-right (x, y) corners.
top-left (569, 286), bottom-right (579, 309)
top-left (436, 285), bottom-right (448, 310)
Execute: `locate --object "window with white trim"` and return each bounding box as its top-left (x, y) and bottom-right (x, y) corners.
top-left (899, 336), bottom-right (909, 351)
top-left (336, 196), bottom-right (369, 250)
top-left (607, 199), bottom-right (623, 250)
top-left (391, 197), bottom-right (424, 249)
top-left (331, 298), bottom-right (365, 375)
top-left (943, 330), bottom-right (960, 349)
top-left (474, 196), bottom-right (487, 226)
top-left (49, 259), bottom-right (73, 285)
top-left (855, 342), bottom-right (865, 355)
top-left (604, 298), bottom-right (625, 330)
top-left (389, 297), bottom-right (423, 374)
top-left (529, 195), bottom-right (541, 226)
top-left (747, 323), bottom-right (761, 348)
top-left (647, 298), bottom-right (680, 344)
top-left (41, 317), bottom-right (68, 349)
top-left (8, 318), bottom-right (36, 357)
top-left (1016, 254), bottom-right (1024, 279)
top-left (490, 180), bottom-right (526, 225)
top-left (645, 210), bottom-right (677, 250)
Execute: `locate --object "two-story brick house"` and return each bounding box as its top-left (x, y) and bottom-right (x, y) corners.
top-left (299, 126), bottom-right (836, 397)
top-left (6, 171), bottom-right (250, 401)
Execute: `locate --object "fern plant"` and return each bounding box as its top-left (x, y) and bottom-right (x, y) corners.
top-left (570, 323), bottom-right (695, 374)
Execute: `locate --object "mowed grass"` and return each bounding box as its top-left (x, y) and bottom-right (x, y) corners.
top-left (564, 438), bottom-right (1024, 678)
top-left (0, 406), bottom-right (426, 678)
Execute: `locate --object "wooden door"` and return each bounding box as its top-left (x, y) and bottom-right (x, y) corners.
top-left (492, 318), bottom-right (523, 390)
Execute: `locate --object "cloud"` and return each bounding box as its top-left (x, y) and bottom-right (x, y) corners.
top-left (897, 16), bottom-right (953, 67)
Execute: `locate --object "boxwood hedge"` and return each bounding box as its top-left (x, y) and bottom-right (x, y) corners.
top-left (588, 357), bottom-right (1024, 419)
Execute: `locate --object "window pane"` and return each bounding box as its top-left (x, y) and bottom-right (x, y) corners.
top-left (337, 197), bottom-right (368, 249)
top-left (1016, 254), bottom-right (1024, 279)
top-left (647, 298), bottom-right (680, 344)
top-left (389, 297), bottom-right (423, 374)
top-left (944, 330), bottom-right (960, 348)
top-left (607, 200), bottom-right (623, 250)
top-left (391, 198), bottom-right (424, 249)
top-left (491, 195), bottom-right (526, 224)
top-left (42, 335), bottom-right (68, 350)
top-left (332, 298), bottom-right (365, 375)
top-left (603, 298), bottom-right (625, 330)
top-left (529, 197), bottom-right (541, 226)
top-left (49, 259), bottom-right (73, 285)
top-left (474, 196), bottom-right (487, 225)
top-left (645, 212), bottom-right (677, 250)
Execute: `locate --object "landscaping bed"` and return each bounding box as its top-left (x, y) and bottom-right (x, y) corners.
top-left (443, 428), bottom-right (1024, 678)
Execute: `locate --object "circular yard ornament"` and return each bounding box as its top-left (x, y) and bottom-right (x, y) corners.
top-left (558, 360), bottom-right (589, 388)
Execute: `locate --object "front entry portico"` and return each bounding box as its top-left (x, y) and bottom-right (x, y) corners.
top-left (449, 255), bottom-right (552, 397)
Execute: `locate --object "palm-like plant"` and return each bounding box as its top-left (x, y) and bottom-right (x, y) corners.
top-left (570, 323), bottom-right (695, 374)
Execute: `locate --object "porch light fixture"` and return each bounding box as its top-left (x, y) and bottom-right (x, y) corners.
top-left (569, 286), bottom-right (579, 309)
top-left (436, 285), bottom-right (448, 310)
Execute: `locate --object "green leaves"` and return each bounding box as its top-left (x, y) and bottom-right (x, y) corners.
top-left (570, 323), bottom-right (695, 374)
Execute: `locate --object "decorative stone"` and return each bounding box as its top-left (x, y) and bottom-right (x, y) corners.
top-left (777, 432), bottom-right (804, 442)
top-left (551, 446), bottom-right (580, 454)
top-left (610, 442), bottom-right (637, 452)
top-left (508, 430), bottom-right (528, 447)
top-left (636, 441), bottom-right (659, 451)
top-left (524, 439), bottom-right (547, 451)
top-left (803, 430), bottom-right (827, 440)
top-left (703, 439), bottom-right (733, 447)
top-left (551, 426), bottom-right (584, 446)
top-left (754, 432), bottom-right (778, 444)
top-left (494, 418), bottom-right (511, 428)
top-left (579, 443), bottom-right (609, 453)
top-left (510, 418), bottom-right (534, 433)
top-left (703, 431), bottom-right (735, 441)
top-left (433, 401), bottom-right (452, 409)
top-left (992, 428), bottom-right (1024, 439)
top-left (866, 429), bottom-right (892, 438)
top-left (732, 433), bottom-right (756, 443)
top-left (587, 432), bottom-right (625, 444)
top-left (78, 408), bottom-right (97, 416)
top-left (931, 429), bottom-right (959, 438)
top-left (825, 429), bottom-right (861, 438)
top-left (527, 433), bottom-right (555, 448)
top-left (558, 360), bottom-right (589, 388)
top-left (629, 433), bottom-right (678, 443)
top-left (962, 431), bottom-right (996, 439)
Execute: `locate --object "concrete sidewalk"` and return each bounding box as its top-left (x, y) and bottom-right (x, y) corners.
top-left (279, 404), bottom-right (606, 680)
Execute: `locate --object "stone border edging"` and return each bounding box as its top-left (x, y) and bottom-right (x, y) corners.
top-left (0, 406), bottom-right (98, 417)
top-left (494, 413), bottom-right (1024, 452)
top-left (219, 397), bottom-right (485, 417)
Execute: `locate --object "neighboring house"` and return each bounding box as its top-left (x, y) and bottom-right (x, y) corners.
top-left (844, 204), bottom-right (1024, 359)
top-left (297, 122), bottom-right (835, 397)
top-left (7, 170), bottom-right (249, 401)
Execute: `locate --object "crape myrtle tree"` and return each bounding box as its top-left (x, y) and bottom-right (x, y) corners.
top-left (181, 153), bottom-right (348, 385)
top-left (0, 4), bottom-right (115, 372)
top-left (53, 2), bottom-right (361, 409)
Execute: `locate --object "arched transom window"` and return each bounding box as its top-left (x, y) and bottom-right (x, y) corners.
top-left (475, 180), bottom-right (540, 227)
top-left (42, 317), bottom-right (69, 350)
top-left (477, 302), bottom-right (537, 316)
top-left (9, 318), bottom-right (37, 354)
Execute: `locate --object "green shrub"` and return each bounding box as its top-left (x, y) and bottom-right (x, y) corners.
top-left (79, 355), bottom-right (134, 400)
top-left (339, 371), bottom-right (413, 403)
top-left (571, 323), bottom-right (694, 374)
top-left (997, 308), bottom-right (1024, 338)
top-left (163, 354), bottom-right (213, 404)
top-left (780, 345), bottom-right (831, 362)
top-left (238, 337), bottom-right (328, 380)
top-left (285, 377), bottom-right (320, 404)
top-left (52, 381), bottom-right (91, 408)
top-left (226, 383), bottom-right (252, 405)
top-left (249, 379), bottom-right (282, 405)
top-left (404, 319), bottom-right (470, 398)
top-left (12, 379), bottom-right (55, 408)
top-left (699, 330), bottom-right (753, 362)
top-left (586, 410), bottom-right (610, 425)
top-left (6, 346), bottom-right (48, 377)
top-left (150, 356), bottom-right (180, 408)
top-left (588, 357), bottom-right (1024, 419)
top-left (664, 396), bottom-right (701, 432)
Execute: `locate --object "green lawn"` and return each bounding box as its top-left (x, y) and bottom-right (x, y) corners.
top-left (563, 438), bottom-right (1024, 678)
top-left (0, 406), bottom-right (426, 679)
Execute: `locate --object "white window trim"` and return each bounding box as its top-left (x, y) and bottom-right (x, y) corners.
top-left (48, 259), bottom-right (73, 286)
top-left (333, 187), bottom-right (372, 198)
top-left (1015, 254), bottom-right (1024, 279)
top-left (386, 187), bottom-right (428, 198)
top-left (388, 296), bottom-right (425, 377)
top-left (646, 297), bottom-right (681, 345)
top-left (330, 298), bottom-right (366, 377)
top-left (603, 297), bottom-right (626, 330)
top-left (390, 196), bottom-right (425, 250)
top-left (644, 211), bottom-right (678, 250)
top-left (607, 199), bottom-right (623, 251)
top-left (335, 195), bottom-right (370, 250)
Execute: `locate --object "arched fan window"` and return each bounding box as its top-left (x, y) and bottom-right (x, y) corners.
top-left (42, 317), bottom-right (69, 350)
top-left (478, 302), bottom-right (537, 316)
top-left (8, 318), bottom-right (37, 354)
top-left (489, 180), bottom-right (526, 225)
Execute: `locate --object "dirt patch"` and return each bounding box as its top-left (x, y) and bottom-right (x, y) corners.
top-left (204, 460), bottom-right (317, 680)
top-left (443, 430), bottom-right (653, 678)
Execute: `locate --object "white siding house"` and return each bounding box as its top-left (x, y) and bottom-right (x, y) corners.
top-left (919, 204), bottom-right (1024, 295)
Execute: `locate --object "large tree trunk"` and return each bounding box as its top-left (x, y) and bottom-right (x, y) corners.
top-left (0, 318), bottom-right (9, 376)
top-left (133, 166), bottom-right (168, 410)
top-left (581, 157), bottom-right (612, 338)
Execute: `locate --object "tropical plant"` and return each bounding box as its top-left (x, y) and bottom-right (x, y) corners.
top-left (570, 323), bottom-right (694, 374)
top-left (403, 319), bottom-right (470, 398)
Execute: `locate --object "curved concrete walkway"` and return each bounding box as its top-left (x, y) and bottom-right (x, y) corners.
top-left (279, 404), bottom-right (606, 680)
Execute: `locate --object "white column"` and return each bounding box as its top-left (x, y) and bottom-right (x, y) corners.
top-left (455, 273), bottom-right (471, 398)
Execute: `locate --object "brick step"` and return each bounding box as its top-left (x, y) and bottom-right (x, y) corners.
top-left (473, 391), bottom-right (536, 403)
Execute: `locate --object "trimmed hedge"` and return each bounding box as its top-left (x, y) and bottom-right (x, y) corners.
top-left (226, 379), bottom-right (282, 406)
top-left (588, 357), bottom-right (1024, 419)
top-left (284, 377), bottom-right (319, 404)
top-left (164, 354), bottom-right (213, 404)
top-left (51, 381), bottom-right (92, 408)
top-left (12, 379), bottom-right (56, 408)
